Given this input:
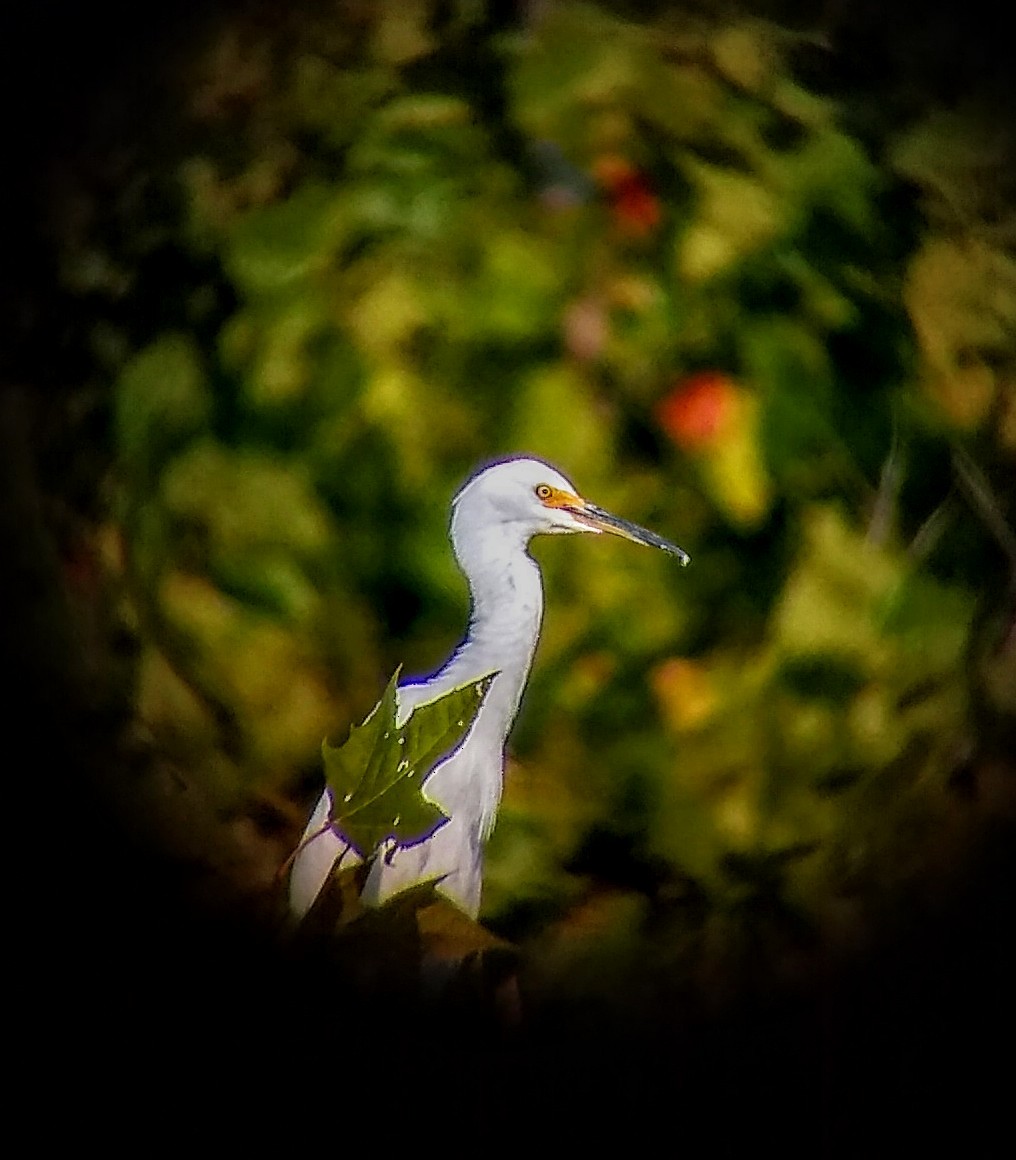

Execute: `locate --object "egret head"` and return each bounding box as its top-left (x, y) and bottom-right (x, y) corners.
top-left (451, 456), bottom-right (690, 563)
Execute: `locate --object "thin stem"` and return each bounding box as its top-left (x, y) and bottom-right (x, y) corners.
top-left (952, 447), bottom-right (1016, 580)
top-left (908, 494), bottom-right (959, 565)
top-left (277, 821), bottom-right (336, 881)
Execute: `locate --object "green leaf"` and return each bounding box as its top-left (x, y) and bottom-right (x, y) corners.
top-left (509, 2), bottom-right (650, 136)
top-left (679, 162), bottom-right (786, 281)
top-left (225, 183), bottom-right (347, 296)
top-left (115, 334), bottom-right (209, 484)
top-left (160, 440), bottom-right (334, 558)
top-left (471, 232), bottom-right (561, 340)
top-left (510, 365), bottom-right (610, 472)
top-left (323, 668), bottom-right (497, 859)
top-left (402, 673), bottom-right (497, 780)
top-left (370, 0), bottom-right (437, 66)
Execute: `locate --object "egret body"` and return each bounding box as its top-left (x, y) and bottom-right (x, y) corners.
top-left (289, 456), bottom-right (688, 920)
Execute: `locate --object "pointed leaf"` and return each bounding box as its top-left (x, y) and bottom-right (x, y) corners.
top-left (322, 668), bottom-right (496, 859)
top-left (402, 672), bottom-right (498, 782)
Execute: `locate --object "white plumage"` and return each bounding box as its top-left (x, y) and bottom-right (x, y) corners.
top-left (289, 455), bottom-right (688, 920)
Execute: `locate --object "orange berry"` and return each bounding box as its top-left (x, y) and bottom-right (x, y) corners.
top-left (656, 371), bottom-right (739, 449)
top-left (593, 154), bottom-right (662, 237)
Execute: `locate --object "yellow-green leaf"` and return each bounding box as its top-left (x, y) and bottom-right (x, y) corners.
top-left (323, 668), bottom-right (496, 858)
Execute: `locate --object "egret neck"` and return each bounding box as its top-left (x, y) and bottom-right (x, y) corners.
top-left (288, 455), bottom-right (690, 922)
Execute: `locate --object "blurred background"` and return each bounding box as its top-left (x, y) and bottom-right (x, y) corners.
top-left (5, 0), bottom-right (1014, 1146)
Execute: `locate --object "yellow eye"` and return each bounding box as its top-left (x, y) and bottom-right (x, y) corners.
top-left (535, 484), bottom-right (553, 501)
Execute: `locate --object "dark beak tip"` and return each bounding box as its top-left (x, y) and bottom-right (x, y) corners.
top-left (579, 503), bottom-right (690, 565)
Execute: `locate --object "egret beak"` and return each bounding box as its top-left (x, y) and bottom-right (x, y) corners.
top-left (569, 500), bottom-right (691, 565)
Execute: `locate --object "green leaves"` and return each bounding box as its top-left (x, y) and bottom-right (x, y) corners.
top-left (323, 668), bottom-right (496, 859)
top-left (226, 183), bottom-right (348, 296)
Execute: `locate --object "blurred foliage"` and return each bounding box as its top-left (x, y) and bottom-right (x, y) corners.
top-left (51, 0), bottom-right (1015, 990)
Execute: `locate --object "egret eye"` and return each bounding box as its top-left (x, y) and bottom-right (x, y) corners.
top-left (535, 484), bottom-right (553, 501)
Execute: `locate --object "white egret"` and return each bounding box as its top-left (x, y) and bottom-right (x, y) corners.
top-left (289, 455), bottom-right (689, 920)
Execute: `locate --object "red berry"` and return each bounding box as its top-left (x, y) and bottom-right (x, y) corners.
top-left (656, 371), bottom-right (738, 449)
top-left (593, 155), bottom-right (662, 237)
